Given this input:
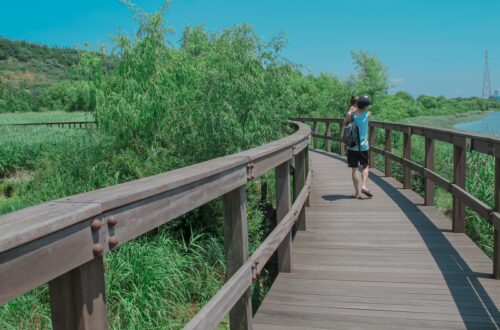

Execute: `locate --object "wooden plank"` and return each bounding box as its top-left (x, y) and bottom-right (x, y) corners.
top-left (368, 126), bottom-right (376, 168)
top-left (423, 168), bottom-right (452, 192)
top-left (185, 264), bottom-right (253, 330)
top-left (450, 184), bottom-right (493, 220)
top-left (253, 148), bottom-right (293, 178)
top-left (0, 219), bottom-right (96, 304)
top-left (425, 137), bottom-right (435, 206)
top-left (325, 123), bottom-right (331, 153)
top-left (453, 143), bottom-right (466, 233)
top-left (49, 256), bottom-right (108, 330)
top-left (223, 187), bottom-right (252, 330)
top-left (294, 149), bottom-right (306, 231)
top-left (339, 123), bottom-right (346, 156)
top-left (0, 202), bottom-right (101, 253)
top-left (403, 128), bottom-right (412, 189)
top-left (312, 122), bottom-right (318, 149)
top-left (403, 158), bottom-right (424, 176)
top-left (385, 129), bottom-right (392, 177)
top-left (495, 157), bottom-right (500, 279)
top-left (276, 161), bottom-right (292, 273)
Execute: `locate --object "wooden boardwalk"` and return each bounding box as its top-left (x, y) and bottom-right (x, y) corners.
top-left (254, 150), bottom-right (500, 330)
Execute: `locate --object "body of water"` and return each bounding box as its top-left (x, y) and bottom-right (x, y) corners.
top-left (453, 112), bottom-right (500, 136)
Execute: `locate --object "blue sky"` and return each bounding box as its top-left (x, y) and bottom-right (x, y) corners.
top-left (1, 0), bottom-right (499, 97)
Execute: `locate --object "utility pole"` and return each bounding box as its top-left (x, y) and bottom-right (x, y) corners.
top-left (483, 50), bottom-right (492, 98)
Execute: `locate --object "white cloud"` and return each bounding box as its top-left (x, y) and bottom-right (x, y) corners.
top-left (391, 77), bottom-right (405, 84)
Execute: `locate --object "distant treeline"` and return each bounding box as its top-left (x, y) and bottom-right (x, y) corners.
top-left (0, 37), bottom-right (81, 66)
top-left (0, 36), bottom-right (499, 118)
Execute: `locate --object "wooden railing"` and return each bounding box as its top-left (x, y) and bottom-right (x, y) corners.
top-left (0, 121), bottom-right (311, 330)
top-left (295, 117), bottom-right (500, 279)
top-left (1, 120), bottom-right (97, 128)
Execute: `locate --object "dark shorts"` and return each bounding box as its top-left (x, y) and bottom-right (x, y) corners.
top-left (347, 149), bottom-right (369, 168)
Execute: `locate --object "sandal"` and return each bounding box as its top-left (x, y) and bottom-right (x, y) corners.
top-left (361, 189), bottom-right (373, 198)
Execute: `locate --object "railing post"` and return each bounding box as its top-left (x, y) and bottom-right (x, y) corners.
top-left (294, 149), bottom-right (307, 230)
top-left (49, 256), bottom-right (109, 330)
top-left (368, 126), bottom-right (376, 168)
top-left (223, 186), bottom-right (252, 330)
top-left (312, 122), bottom-right (318, 149)
top-left (403, 128), bottom-right (412, 189)
top-left (425, 137), bottom-right (435, 206)
top-left (384, 129), bottom-right (392, 177)
top-left (325, 122), bottom-right (331, 153)
top-left (339, 123), bottom-right (345, 156)
top-left (494, 156), bottom-right (500, 279)
top-left (276, 161), bottom-right (291, 272)
top-left (452, 139), bottom-right (467, 233)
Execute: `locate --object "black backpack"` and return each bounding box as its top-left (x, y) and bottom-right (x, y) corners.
top-left (341, 121), bottom-right (359, 148)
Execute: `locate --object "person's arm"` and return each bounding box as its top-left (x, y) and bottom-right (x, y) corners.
top-left (344, 107), bottom-right (355, 125)
top-left (368, 111), bottom-right (372, 120)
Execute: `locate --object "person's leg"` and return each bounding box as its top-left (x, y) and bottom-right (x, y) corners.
top-left (347, 150), bottom-right (361, 198)
top-left (361, 165), bottom-right (369, 191)
top-left (360, 151), bottom-right (372, 197)
top-left (352, 167), bottom-right (360, 197)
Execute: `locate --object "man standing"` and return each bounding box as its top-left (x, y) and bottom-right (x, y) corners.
top-left (343, 95), bottom-right (372, 199)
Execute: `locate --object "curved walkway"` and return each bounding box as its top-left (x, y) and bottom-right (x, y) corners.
top-left (254, 150), bottom-right (500, 330)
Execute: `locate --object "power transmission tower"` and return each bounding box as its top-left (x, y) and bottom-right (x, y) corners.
top-left (483, 50), bottom-right (492, 98)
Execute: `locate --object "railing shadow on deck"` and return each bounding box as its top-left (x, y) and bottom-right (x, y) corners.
top-left (315, 149), bottom-right (500, 328)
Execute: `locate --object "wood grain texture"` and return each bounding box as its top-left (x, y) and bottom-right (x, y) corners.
top-left (325, 122), bottom-right (331, 153)
top-left (495, 157), bottom-right (500, 279)
top-left (403, 129), bottom-right (412, 189)
top-left (223, 187), bottom-right (252, 330)
top-left (425, 137), bottom-right (435, 206)
top-left (254, 150), bottom-right (500, 330)
top-left (453, 144), bottom-right (466, 233)
top-left (385, 129), bottom-right (393, 177)
top-left (276, 161), bottom-right (292, 273)
top-left (339, 123), bottom-right (346, 156)
top-left (49, 256), bottom-right (108, 330)
top-left (368, 126), bottom-right (376, 168)
top-left (294, 149), bottom-right (307, 231)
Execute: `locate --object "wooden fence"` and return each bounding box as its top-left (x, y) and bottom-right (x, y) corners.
top-left (2, 121), bottom-right (97, 129)
top-left (0, 121), bottom-right (311, 330)
top-left (295, 117), bottom-right (500, 279)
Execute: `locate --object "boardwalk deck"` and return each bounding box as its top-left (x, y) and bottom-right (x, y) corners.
top-left (254, 150), bottom-right (500, 330)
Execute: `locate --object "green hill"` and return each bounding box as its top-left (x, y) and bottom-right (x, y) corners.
top-left (0, 38), bottom-right (81, 86)
top-left (0, 38), bottom-right (109, 113)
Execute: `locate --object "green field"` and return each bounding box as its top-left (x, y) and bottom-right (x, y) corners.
top-left (0, 112), bottom-right (93, 214)
top-left (400, 110), bottom-right (491, 128)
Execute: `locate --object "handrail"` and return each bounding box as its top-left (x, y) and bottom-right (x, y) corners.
top-left (185, 168), bottom-right (311, 329)
top-left (0, 120), bottom-right (311, 329)
top-left (295, 117), bottom-right (500, 279)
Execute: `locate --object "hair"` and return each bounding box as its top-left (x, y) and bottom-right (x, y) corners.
top-left (350, 95), bottom-right (359, 106)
